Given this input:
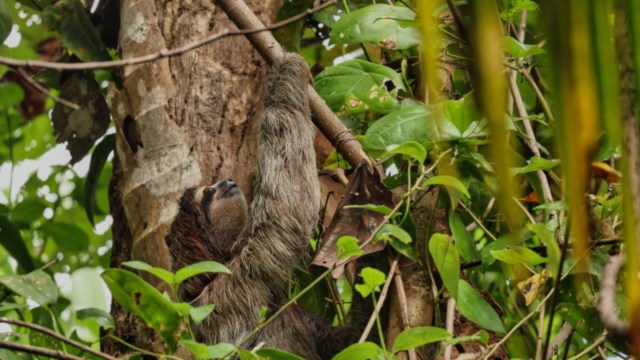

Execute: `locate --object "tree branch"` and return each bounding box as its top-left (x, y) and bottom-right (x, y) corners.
top-left (0, 318), bottom-right (118, 360)
top-left (597, 255), bottom-right (629, 337)
top-left (0, 340), bottom-right (85, 360)
top-left (213, 0), bottom-right (369, 167)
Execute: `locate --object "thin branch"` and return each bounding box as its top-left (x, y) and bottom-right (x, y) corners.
top-left (0, 340), bottom-right (85, 360)
top-left (0, 0), bottom-right (337, 71)
top-left (358, 256), bottom-right (399, 342)
top-left (443, 297), bottom-right (456, 360)
top-left (12, 68), bottom-right (80, 110)
top-left (392, 264), bottom-right (417, 360)
top-left (597, 255), bottom-right (629, 337)
top-left (519, 67), bottom-right (555, 123)
top-left (566, 334), bottom-right (607, 360)
top-left (0, 318), bottom-right (118, 360)
top-left (545, 321), bottom-right (573, 360)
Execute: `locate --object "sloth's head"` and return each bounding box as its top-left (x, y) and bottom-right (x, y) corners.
top-left (194, 178), bottom-right (248, 241)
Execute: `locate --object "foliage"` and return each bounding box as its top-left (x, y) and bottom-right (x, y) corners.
top-left (0, 0), bottom-right (636, 359)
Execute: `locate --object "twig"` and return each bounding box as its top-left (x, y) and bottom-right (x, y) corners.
top-left (392, 264), bottom-right (417, 360)
top-left (0, 318), bottom-right (118, 360)
top-left (444, 0), bottom-right (468, 41)
top-left (519, 68), bottom-right (555, 123)
top-left (597, 255), bottom-right (629, 337)
top-left (483, 289), bottom-right (555, 359)
top-left (0, 340), bottom-right (85, 360)
top-left (12, 68), bottom-right (80, 110)
top-left (358, 256), bottom-right (399, 342)
top-left (443, 297), bottom-right (456, 360)
top-left (0, 1), bottom-right (337, 72)
top-left (545, 321), bottom-right (573, 360)
top-left (566, 334), bottom-right (606, 360)
top-left (459, 201), bottom-right (498, 241)
top-left (534, 297), bottom-right (546, 360)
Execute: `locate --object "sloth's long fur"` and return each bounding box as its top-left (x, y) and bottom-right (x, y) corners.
top-left (165, 54), bottom-right (360, 359)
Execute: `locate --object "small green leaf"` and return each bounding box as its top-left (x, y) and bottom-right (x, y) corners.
top-left (491, 247), bottom-right (547, 265)
top-left (183, 340), bottom-right (210, 360)
top-left (333, 342), bottom-right (384, 360)
top-left (533, 201), bottom-right (568, 211)
top-left (40, 222), bottom-right (90, 252)
top-left (336, 236), bottom-right (364, 259)
top-left (424, 176), bottom-right (471, 199)
top-left (0, 216), bottom-right (35, 272)
top-left (428, 234), bottom-right (460, 299)
top-left (255, 348), bottom-right (305, 360)
top-left (392, 326), bottom-right (452, 352)
top-left (101, 269), bottom-right (181, 352)
top-left (513, 156), bottom-right (560, 174)
top-left (457, 281), bottom-right (505, 333)
top-left (85, 134), bottom-right (114, 225)
top-left (0, 0), bottom-right (12, 46)
top-left (331, 4), bottom-right (420, 49)
top-left (122, 260), bottom-right (176, 288)
top-left (208, 343), bottom-right (237, 359)
top-left (503, 37), bottom-right (545, 59)
top-left (449, 212), bottom-right (480, 261)
top-left (529, 223), bottom-right (560, 277)
top-left (0, 82), bottom-right (23, 108)
top-left (383, 141), bottom-right (427, 163)
top-left (355, 267), bottom-right (386, 298)
top-left (389, 238), bottom-right (417, 261)
top-left (76, 308), bottom-right (114, 329)
top-left (314, 60), bottom-right (405, 116)
top-left (0, 270), bottom-right (58, 305)
top-left (376, 224), bottom-right (412, 244)
top-left (344, 204), bottom-right (393, 215)
top-left (443, 330), bottom-right (489, 346)
top-left (190, 304), bottom-right (215, 326)
top-left (175, 261), bottom-right (231, 285)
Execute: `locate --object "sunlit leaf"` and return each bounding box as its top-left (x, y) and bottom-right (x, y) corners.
top-left (333, 342), bottom-right (384, 360)
top-left (0, 270), bottom-right (58, 305)
top-left (392, 326), bottom-right (452, 352)
top-left (355, 267), bottom-right (386, 298)
top-left (175, 261), bottom-right (231, 285)
top-left (429, 234), bottom-right (459, 299)
top-left (424, 176), bottom-right (471, 199)
top-left (256, 348), bottom-right (306, 360)
top-left (383, 141), bottom-right (427, 163)
top-left (123, 260), bottom-right (176, 287)
top-left (336, 236), bottom-right (363, 259)
top-left (190, 304), bottom-right (215, 326)
top-left (491, 247), bottom-right (547, 266)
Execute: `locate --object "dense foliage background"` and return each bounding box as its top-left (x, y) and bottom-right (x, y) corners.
top-left (0, 0), bottom-right (637, 359)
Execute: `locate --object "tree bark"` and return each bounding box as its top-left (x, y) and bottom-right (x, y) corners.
top-left (104, 0), bottom-right (281, 354)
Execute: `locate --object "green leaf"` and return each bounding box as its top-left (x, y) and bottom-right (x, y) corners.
top-left (383, 141), bottom-right (427, 163)
top-left (40, 222), bottom-right (90, 252)
top-left (256, 348), bottom-right (306, 360)
top-left (314, 59), bottom-right (405, 116)
top-left (336, 236), bottom-right (364, 259)
top-left (355, 267), bottom-right (386, 298)
top-left (184, 340), bottom-right (237, 360)
top-left (10, 198), bottom-right (47, 225)
top-left (392, 326), bottom-right (452, 352)
top-left (513, 156), bottom-right (560, 174)
top-left (85, 134), bottom-right (114, 226)
top-left (331, 4), bottom-right (420, 49)
top-left (503, 36), bottom-right (545, 59)
top-left (0, 216), bottom-right (35, 271)
top-left (376, 224), bottom-right (412, 244)
top-left (491, 247), bottom-right (547, 265)
top-left (183, 340), bottom-right (210, 360)
top-left (557, 303), bottom-right (602, 341)
top-left (0, 0), bottom-right (10, 44)
top-left (424, 176), bottom-right (471, 199)
top-left (364, 98), bottom-right (485, 152)
top-left (443, 330), bottom-right (489, 346)
top-left (207, 343), bottom-right (237, 359)
top-left (175, 261), bottom-right (231, 285)
top-left (457, 281), bottom-right (505, 333)
top-left (76, 308), bottom-right (114, 329)
top-left (101, 269), bottom-right (181, 352)
top-left (533, 201), bottom-right (567, 211)
top-left (0, 82), bottom-right (23, 108)
top-left (0, 270), bottom-right (58, 305)
top-left (122, 260), bottom-right (176, 288)
top-left (389, 238), bottom-right (417, 261)
top-left (189, 304), bottom-right (215, 326)
top-left (428, 234), bottom-right (460, 299)
top-left (332, 342), bottom-right (384, 360)
top-left (448, 212), bottom-right (480, 261)
top-left (529, 223), bottom-right (561, 277)
top-left (344, 204), bottom-right (393, 215)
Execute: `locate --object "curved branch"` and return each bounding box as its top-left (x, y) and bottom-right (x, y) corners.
top-left (0, 340), bottom-right (85, 360)
top-left (597, 255), bottom-right (629, 337)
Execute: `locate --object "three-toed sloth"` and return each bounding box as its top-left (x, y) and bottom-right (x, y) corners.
top-left (165, 54), bottom-right (360, 359)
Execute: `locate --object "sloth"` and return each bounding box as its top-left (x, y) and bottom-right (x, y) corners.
top-left (165, 54), bottom-right (361, 359)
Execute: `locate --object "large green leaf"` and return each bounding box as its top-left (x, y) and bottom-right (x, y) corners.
top-left (330, 4), bottom-right (420, 49)
top-left (0, 82), bottom-right (23, 108)
top-left (333, 342), bottom-right (384, 360)
top-left (449, 212), bottom-right (480, 261)
top-left (101, 269), bottom-right (181, 352)
top-left (364, 99), bottom-right (485, 151)
top-left (0, 216), bottom-right (34, 271)
top-left (314, 59), bottom-right (405, 116)
top-left (0, 270), bottom-right (58, 305)
top-left (175, 261), bottom-right (231, 285)
top-left (428, 234), bottom-right (459, 299)
top-left (491, 247), bottom-right (547, 266)
top-left (457, 281), bottom-right (505, 333)
top-left (392, 326), bottom-right (452, 352)
top-left (40, 222), bottom-right (90, 252)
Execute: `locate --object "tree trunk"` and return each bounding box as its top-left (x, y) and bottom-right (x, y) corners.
top-left (104, 0), bottom-right (281, 354)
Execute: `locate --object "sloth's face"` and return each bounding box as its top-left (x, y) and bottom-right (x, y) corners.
top-left (194, 178), bottom-right (248, 241)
